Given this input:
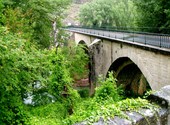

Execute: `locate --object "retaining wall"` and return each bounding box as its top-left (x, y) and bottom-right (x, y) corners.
top-left (75, 85), bottom-right (170, 125)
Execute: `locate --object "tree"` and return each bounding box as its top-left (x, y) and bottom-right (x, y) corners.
top-left (79, 0), bottom-right (136, 29)
top-left (0, 26), bottom-right (50, 124)
top-left (0, 0), bottom-right (4, 25)
top-left (133, 0), bottom-right (170, 33)
top-left (0, 26), bottom-right (89, 123)
top-left (0, 0), bottom-right (91, 124)
top-left (1, 0), bottom-right (71, 48)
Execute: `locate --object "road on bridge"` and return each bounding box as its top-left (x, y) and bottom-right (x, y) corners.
top-left (66, 27), bottom-right (170, 49)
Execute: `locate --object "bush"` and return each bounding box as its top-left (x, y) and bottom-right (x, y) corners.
top-left (28, 102), bottom-right (67, 125)
top-left (78, 88), bottom-right (90, 98)
top-left (0, 26), bottom-right (82, 124)
top-left (0, 26), bottom-right (43, 124)
top-left (95, 72), bottom-right (123, 102)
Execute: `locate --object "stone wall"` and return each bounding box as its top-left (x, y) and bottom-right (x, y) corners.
top-left (149, 85), bottom-right (170, 125)
top-left (75, 85), bottom-right (170, 125)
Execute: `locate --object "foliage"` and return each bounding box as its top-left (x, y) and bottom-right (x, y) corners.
top-left (0, 26), bottom-right (49, 124)
top-left (95, 72), bottom-right (123, 102)
top-left (61, 44), bottom-right (89, 80)
top-left (64, 94), bottom-right (158, 125)
top-left (0, 0), bottom-right (90, 124)
top-left (78, 88), bottom-right (90, 98)
top-left (26, 46), bottom-right (87, 107)
top-left (79, 0), bottom-right (170, 33)
top-left (2, 7), bottom-right (33, 39)
top-left (0, 0), bottom-right (4, 25)
top-left (0, 26), bottom-right (84, 123)
top-left (133, 0), bottom-right (170, 33)
top-left (1, 0), bottom-right (71, 48)
top-left (47, 49), bottom-right (72, 100)
top-left (28, 102), bottom-right (67, 125)
top-left (79, 0), bottom-right (136, 28)
top-left (63, 73), bottom-right (158, 125)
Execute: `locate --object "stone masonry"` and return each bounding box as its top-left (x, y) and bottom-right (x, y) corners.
top-left (74, 33), bottom-right (170, 91)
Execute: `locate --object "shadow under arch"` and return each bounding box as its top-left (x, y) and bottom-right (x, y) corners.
top-left (78, 40), bottom-right (89, 55)
top-left (74, 40), bottom-right (93, 94)
top-left (107, 57), bottom-right (151, 97)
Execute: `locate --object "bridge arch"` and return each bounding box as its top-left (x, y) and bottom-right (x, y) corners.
top-left (107, 57), bottom-right (151, 96)
top-left (78, 40), bottom-right (87, 46)
top-left (74, 33), bottom-right (91, 46)
top-left (77, 40), bottom-right (89, 54)
top-left (74, 40), bottom-right (94, 93)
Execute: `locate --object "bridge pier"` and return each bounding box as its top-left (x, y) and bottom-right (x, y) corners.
top-left (88, 40), bottom-right (104, 94)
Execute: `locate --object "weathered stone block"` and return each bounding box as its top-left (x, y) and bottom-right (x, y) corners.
top-left (149, 85), bottom-right (170, 125)
top-left (74, 86), bottom-right (170, 125)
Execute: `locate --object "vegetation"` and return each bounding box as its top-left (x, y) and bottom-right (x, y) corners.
top-left (0, 26), bottom-right (41, 124)
top-left (0, 0), bottom-right (162, 124)
top-left (1, 0), bottom-right (71, 48)
top-left (133, 0), bottom-right (170, 33)
top-left (79, 0), bottom-right (136, 28)
top-left (0, 23), bottom-right (90, 123)
top-left (63, 73), bottom-right (157, 125)
top-left (0, 0), bottom-right (87, 124)
top-left (79, 0), bottom-right (170, 33)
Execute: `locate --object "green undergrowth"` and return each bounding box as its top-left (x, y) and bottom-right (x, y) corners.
top-left (27, 72), bottom-right (158, 125)
top-left (63, 97), bottom-right (158, 125)
top-left (28, 102), bottom-right (67, 125)
top-left (27, 96), bottom-right (158, 125)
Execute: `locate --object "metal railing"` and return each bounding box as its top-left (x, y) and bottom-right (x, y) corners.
top-left (65, 26), bottom-right (170, 49)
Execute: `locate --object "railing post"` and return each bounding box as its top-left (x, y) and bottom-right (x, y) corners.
top-left (133, 31), bottom-right (134, 42)
top-left (160, 35), bottom-right (162, 48)
top-left (109, 30), bottom-right (110, 37)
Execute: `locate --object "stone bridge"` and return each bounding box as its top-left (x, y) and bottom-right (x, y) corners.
top-left (66, 27), bottom-right (170, 95)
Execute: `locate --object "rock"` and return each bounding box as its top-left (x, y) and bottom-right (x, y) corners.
top-left (150, 85), bottom-right (170, 125)
top-left (74, 86), bottom-right (170, 125)
top-left (153, 85), bottom-right (170, 104)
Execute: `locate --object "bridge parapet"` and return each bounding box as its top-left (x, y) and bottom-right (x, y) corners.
top-left (65, 26), bottom-right (170, 50)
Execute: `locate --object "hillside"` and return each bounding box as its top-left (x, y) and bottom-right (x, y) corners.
top-left (63, 0), bottom-right (92, 26)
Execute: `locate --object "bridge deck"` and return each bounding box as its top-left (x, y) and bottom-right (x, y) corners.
top-left (66, 27), bottom-right (170, 50)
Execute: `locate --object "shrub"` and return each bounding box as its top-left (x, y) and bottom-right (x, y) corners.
top-left (0, 26), bottom-right (42, 124)
top-left (28, 102), bottom-right (67, 125)
top-left (78, 88), bottom-right (90, 98)
top-left (95, 72), bottom-right (123, 102)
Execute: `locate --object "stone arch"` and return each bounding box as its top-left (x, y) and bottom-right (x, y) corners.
top-left (74, 33), bottom-right (91, 46)
top-left (78, 40), bottom-right (88, 46)
top-left (107, 57), bottom-right (151, 96)
top-left (78, 40), bottom-right (89, 54)
top-left (74, 40), bottom-right (92, 93)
